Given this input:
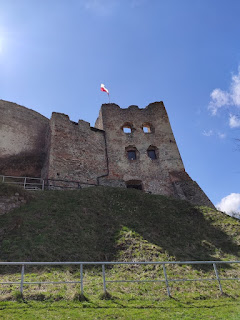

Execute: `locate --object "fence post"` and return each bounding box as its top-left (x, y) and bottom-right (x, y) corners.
top-left (102, 264), bottom-right (107, 293)
top-left (213, 263), bottom-right (223, 294)
top-left (23, 177), bottom-right (27, 189)
top-left (2, 176), bottom-right (4, 183)
top-left (80, 264), bottom-right (84, 295)
top-left (42, 180), bottom-right (45, 190)
top-left (162, 264), bottom-right (171, 297)
top-left (20, 264), bottom-right (25, 295)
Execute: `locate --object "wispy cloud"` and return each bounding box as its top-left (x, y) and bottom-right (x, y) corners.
top-left (130, 0), bottom-right (146, 8)
top-left (82, 0), bottom-right (145, 16)
top-left (216, 193), bottom-right (240, 217)
top-left (229, 114), bottom-right (240, 128)
top-left (217, 132), bottom-right (226, 139)
top-left (208, 66), bottom-right (240, 115)
top-left (83, 0), bottom-right (118, 16)
top-left (202, 130), bottom-right (213, 137)
top-left (202, 130), bottom-right (226, 139)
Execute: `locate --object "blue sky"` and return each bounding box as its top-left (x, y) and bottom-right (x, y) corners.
top-left (0, 0), bottom-right (240, 211)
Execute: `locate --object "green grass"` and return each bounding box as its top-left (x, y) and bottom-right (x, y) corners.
top-left (0, 182), bottom-right (32, 199)
top-left (0, 183), bottom-right (240, 318)
top-left (0, 297), bottom-right (240, 319)
top-left (0, 184), bottom-right (239, 263)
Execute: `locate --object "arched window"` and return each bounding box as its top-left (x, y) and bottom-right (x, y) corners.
top-left (142, 122), bottom-right (153, 133)
top-left (147, 145), bottom-right (157, 160)
top-left (125, 145), bottom-right (138, 160)
top-left (121, 122), bottom-right (133, 134)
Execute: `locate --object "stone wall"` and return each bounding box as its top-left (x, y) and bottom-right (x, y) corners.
top-left (170, 171), bottom-right (215, 209)
top-left (0, 192), bottom-right (27, 215)
top-left (43, 112), bottom-right (108, 184)
top-left (0, 100), bottom-right (49, 177)
top-left (0, 99), bottom-right (214, 208)
top-left (95, 102), bottom-right (185, 195)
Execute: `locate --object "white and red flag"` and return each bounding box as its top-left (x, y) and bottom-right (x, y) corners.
top-left (100, 83), bottom-right (109, 95)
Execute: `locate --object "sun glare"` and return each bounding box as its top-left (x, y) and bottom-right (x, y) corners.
top-left (0, 38), bottom-right (3, 53)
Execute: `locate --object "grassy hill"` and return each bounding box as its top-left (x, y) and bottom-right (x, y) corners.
top-left (0, 183), bottom-right (239, 263)
top-left (1, 182), bottom-right (240, 315)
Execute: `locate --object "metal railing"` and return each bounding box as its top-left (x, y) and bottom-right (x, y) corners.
top-left (0, 175), bottom-right (97, 191)
top-left (0, 175), bottom-right (44, 190)
top-left (0, 260), bottom-right (239, 297)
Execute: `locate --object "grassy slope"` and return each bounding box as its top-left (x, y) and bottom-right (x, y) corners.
top-left (1, 184), bottom-right (240, 318)
top-left (1, 298), bottom-right (240, 320)
top-left (0, 183), bottom-right (239, 263)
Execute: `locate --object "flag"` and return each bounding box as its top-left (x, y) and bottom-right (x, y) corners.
top-left (100, 84), bottom-right (109, 95)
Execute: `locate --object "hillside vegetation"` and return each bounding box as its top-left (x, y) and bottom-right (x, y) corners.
top-left (0, 183), bottom-right (239, 263)
top-left (1, 182), bottom-right (240, 310)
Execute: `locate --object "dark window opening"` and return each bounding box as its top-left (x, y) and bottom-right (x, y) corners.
top-left (127, 150), bottom-right (136, 160)
top-left (127, 184), bottom-right (142, 190)
top-left (126, 180), bottom-right (143, 191)
top-left (147, 149), bottom-right (157, 160)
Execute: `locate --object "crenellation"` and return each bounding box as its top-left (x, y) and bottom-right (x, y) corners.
top-left (0, 100), bottom-right (214, 208)
top-left (78, 119), bottom-right (91, 129)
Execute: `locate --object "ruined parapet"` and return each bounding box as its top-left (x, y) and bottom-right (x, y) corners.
top-left (0, 99), bottom-right (214, 208)
top-left (43, 112), bottom-right (108, 184)
top-left (95, 102), bottom-right (214, 207)
top-left (95, 102), bottom-right (185, 195)
top-left (0, 100), bottom-right (49, 177)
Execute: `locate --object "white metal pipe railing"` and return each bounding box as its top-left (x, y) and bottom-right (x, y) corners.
top-left (0, 260), bottom-right (239, 296)
top-left (0, 174), bottom-right (99, 191)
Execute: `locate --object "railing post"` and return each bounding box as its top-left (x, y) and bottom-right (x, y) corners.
top-left (23, 177), bottom-right (27, 189)
top-left (2, 176), bottom-right (4, 183)
top-left (20, 264), bottom-right (25, 295)
top-left (102, 264), bottom-right (107, 293)
top-left (213, 263), bottom-right (223, 294)
top-left (163, 264), bottom-right (171, 297)
top-left (80, 264), bottom-right (84, 295)
top-left (42, 179), bottom-right (45, 191)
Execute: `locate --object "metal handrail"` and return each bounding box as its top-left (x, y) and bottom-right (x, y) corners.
top-left (0, 260), bottom-right (239, 297)
top-left (0, 175), bottom-right (42, 181)
top-left (0, 174), bottom-right (98, 191)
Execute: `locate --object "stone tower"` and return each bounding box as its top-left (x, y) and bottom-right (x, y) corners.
top-left (95, 102), bottom-right (214, 208)
top-left (95, 102), bottom-right (184, 195)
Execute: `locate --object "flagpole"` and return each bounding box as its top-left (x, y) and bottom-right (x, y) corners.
top-left (108, 94), bottom-right (110, 103)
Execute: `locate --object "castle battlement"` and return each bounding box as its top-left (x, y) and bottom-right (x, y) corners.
top-left (0, 100), bottom-right (214, 208)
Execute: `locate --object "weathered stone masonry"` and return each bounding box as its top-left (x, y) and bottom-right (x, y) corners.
top-left (95, 102), bottom-right (185, 195)
top-left (0, 100), bottom-right (48, 177)
top-left (0, 99), bottom-right (215, 208)
top-left (43, 112), bottom-right (108, 185)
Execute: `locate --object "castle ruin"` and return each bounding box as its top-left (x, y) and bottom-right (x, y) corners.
top-left (0, 99), bottom-right (214, 208)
